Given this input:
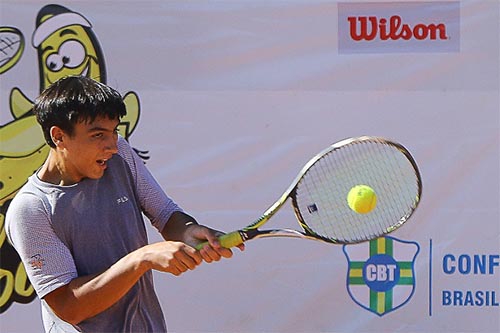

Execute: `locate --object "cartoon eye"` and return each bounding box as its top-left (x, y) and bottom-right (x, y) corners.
top-left (46, 53), bottom-right (63, 71)
top-left (58, 40), bottom-right (86, 69)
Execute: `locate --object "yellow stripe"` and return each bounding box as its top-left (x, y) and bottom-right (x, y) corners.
top-left (400, 269), bottom-right (413, 278)
top-left (377, 292), bottom-right (385, 314)
top-left (377, 237), bottom-right (386, 254)
top-left (350, 268), bottom-right (363, 277)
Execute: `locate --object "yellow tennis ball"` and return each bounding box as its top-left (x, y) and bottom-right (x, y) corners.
top-left (347, 185), bottom-right (377, 214)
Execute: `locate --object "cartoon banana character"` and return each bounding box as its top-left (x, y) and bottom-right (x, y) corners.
top-left (32, 4), bottom-right (106, 89)
top-left (1, 4), bottom-right (141, 205)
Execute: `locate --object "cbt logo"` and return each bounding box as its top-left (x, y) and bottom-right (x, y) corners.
top-left (343, 236), bottom-right (420, 316)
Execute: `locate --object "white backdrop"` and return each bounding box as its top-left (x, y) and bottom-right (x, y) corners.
top-left (1, 1), bottom-right (499, 332)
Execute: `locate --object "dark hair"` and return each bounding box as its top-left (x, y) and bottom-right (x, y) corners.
top-left (34, 75), bottom-right (126, 148)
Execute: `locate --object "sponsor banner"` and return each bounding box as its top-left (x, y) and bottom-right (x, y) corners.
top-left (338, 1), bottom-right (460, 53)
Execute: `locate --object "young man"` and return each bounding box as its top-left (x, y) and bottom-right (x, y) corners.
top-left (5, 76), bottom-right (241, 332)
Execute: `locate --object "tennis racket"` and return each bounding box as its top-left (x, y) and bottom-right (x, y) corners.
top-left (196, 136), bottom-right (422, 249)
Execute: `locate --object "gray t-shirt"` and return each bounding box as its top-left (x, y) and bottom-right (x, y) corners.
top-left (6, 136), bottom-right (182, 332)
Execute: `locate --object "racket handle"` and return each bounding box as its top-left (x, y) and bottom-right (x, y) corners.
top-left (195, 231), bottom-right (244, 250)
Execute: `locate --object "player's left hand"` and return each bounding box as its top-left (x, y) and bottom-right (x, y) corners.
top-left (184, 225), bottom-right (245, 263)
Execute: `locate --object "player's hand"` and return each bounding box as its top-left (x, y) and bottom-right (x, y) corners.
top-left (184, 225), bottom-right (245, 263)
top-left (143, 241), bottom-right (202, 276)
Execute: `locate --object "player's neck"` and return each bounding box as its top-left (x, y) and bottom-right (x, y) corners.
top-left (38, 149), bottom-right (82, 186)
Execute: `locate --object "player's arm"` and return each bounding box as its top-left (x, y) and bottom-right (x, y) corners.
top-left (6, 191), bottom-right (202, 326)
top-left (43, 240), bottom-right (201, 325)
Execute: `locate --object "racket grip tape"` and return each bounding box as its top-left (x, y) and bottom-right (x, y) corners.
top-left (195, 231), bottom-right (244, 250)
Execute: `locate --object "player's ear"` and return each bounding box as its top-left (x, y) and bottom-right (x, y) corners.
top-left (50, 126), bottom-right (65, 148)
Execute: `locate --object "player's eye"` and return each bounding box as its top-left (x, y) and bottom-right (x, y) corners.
top-left (58, 40), bottom-right (86, 69)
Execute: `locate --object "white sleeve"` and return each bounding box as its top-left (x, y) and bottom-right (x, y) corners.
top-left (116, 136), bottom-right (183, 233)
top-left (5, 192), bottom-right (77, 298)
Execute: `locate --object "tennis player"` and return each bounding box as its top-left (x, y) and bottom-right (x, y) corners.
top-left (5, 75), bottom-right (242, 332)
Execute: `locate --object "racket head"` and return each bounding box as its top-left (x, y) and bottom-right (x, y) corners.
top-left (291, 136), bottom-right (422, 244)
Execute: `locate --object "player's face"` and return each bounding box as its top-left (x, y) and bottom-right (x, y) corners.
top-left (60, 116), bottom-right (119, 184)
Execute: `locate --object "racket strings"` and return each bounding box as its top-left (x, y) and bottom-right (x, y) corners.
top-left (294, 139), bottom-right (420, 243)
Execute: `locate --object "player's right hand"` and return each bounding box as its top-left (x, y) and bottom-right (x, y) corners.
top-left (142, 241), bottom-right (202, 276)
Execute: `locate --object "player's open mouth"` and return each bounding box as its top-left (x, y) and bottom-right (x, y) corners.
top-left (97, 159), bottom-right (107, 166)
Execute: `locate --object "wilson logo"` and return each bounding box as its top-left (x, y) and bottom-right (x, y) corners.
top-left (348, 15), bottom-right (447, 41)
top-left (338, 2), bottom-right (460, 54)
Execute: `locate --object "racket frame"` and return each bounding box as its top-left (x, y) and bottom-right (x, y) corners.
top-left (198, 136), bottom-right (422, 249)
